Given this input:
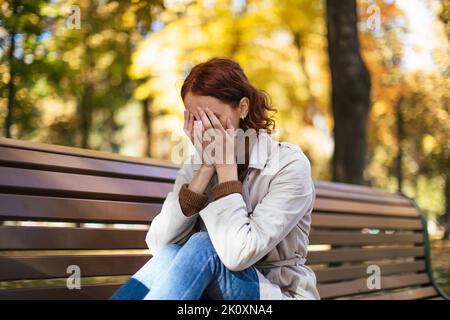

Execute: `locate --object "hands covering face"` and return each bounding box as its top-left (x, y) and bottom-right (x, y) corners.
top-left (183, 107), bottom-right (236, 166)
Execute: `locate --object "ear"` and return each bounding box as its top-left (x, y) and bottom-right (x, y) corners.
top-left (239, 97), bottom-right (249, 118)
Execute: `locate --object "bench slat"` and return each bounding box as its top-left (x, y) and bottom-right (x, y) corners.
top-left (0, 254), bottom-right (150, 281)
top-left (0, 226), bottom-right (148, 250)
top-left (314, 181), bottom-right (404, 199)
top-left (312, 213), bottom-right (423, 230)
top-left (309, 231), bottom-right (423, 245)
top-left (315, 188), bottom-right (410, 206)
top-left (0, 137), bottom-right (178, 168)
top-left (314, 198), bottom-right (417, 217)
top-left (0, 226), bottom-right (423, 250)
top-left (307, 246), bottom-right (424, 264)
top-left (0, 282), bottom-right (121, 300)
top-left (0, 193), bottom-right (159, 223)
top-left (313, 261), bottom-right (426, 283)
top-left (0, 146), bottom-right (178, 182)
top-left (0, 167), bottom-right (173, 201)
top-left (318, 273), bottom-right (430, 299)
top-left (360, 286), bottom-right (438, 300)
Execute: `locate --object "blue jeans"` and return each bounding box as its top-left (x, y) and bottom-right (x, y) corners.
top-left (110, 231), bottom-right (260, 300)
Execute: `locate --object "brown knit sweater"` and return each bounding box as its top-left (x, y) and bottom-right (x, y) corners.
top-left (178, 163), bottom-right (249, 217)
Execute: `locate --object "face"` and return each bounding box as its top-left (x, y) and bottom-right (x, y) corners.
top-left (183, 91), bottom-right (248, 130)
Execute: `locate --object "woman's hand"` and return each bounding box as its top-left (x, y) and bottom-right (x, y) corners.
top-left (184, 109), bottom-right (215, 171)
top-left (196, 107), bottom-right (238, 183)
top-left (183, 109), bottom-right (215, 193)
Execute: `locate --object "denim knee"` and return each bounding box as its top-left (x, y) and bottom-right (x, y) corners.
top-left (142, 243), bottom-right (181, 275)
top-left (153, 243), bottom-right (182, 260)
top-left (183, 232), bottom-right (217, 258)
top-left (133, 243), bottom-right (181, 283)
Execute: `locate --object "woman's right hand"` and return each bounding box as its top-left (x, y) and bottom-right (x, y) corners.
top-left (184, 109), bottom-right (216, 170)
top-left (183, 109), bottom-right (215, 193)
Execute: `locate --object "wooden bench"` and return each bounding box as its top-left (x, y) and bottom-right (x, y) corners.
top-left (0, 138), bottom-right (447, 300)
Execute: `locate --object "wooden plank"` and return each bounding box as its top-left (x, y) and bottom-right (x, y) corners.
top-left (314, 181), bottom-right (403, 199)
top-left (0, 193), bottom-right (160, 223)
top-left (309, 231), bottom-right (423, 245)
top-left (0, 283), bottom-right (122, 300)
top-left (312, 213), bottom-right (423, 230)
top-left (307, 246), bottom-right (424, 264)
top-left (316, 188), bottom-right (411, 206)
top-left (313, 261), bottom-right (426, 283)
top-left (0, 254), bottom-right (150, 281)
top-left (318, 273), bottom-right (430, 299)
top-left (314, 197), bottom-right (417, 217)
top-left (0, 226), bottom-right (148, 250)
top-left (0, 146), bottom-right (178, 182)
top-left (0, 137), bottom-right (179, 169)
top-left (0, 167), bottom-right (173, 201)
top-left (360, 286), bottom-right (438, 300)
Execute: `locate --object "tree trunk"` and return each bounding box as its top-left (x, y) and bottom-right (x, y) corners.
top-left (293, 32), bottom-right (318, 125)
top-left (77, 1), bottom-right (95, 149)
top-left (396, 97), bottom-right (404, 193)
top-left (142, 98), bottom-right (153, 157)
top-left (108, 109), bottom-right (120, 153)
top-left (326, 0), bottom-right (372, 185)
top-left (4, 0), bottom-right (18, 138)
top-left (443, 166), bottom-right (450, 239)
top-left (79, 84), bottom-right (93, 149)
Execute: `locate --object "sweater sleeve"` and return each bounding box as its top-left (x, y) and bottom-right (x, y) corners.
top-left (179, 180), bottom-right (242, 216)
top-left (211, 180), bottom-right (243, 200)
top-left (199, 152), bottom-right (315, 272)
top-left (178, 183), bottom-right (208, 217)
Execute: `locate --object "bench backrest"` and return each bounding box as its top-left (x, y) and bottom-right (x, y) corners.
top-left (0, 138), bottom-right (445, 300)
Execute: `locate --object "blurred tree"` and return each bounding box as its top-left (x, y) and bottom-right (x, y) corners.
top-left (359, 0), bottom-right (449, 235)
top-left (437, 0), bottom-right (450, 240)
top-left (439, 0), bottom-right (449, 41)
top-left (326, 0), bottom-right (372, 185)
top-left (276, 0), bottom-right (324, 124)
top-left (358, 0), bottom-right (406, 191)
top-left (130, 0), bottom-right (333, 172)
top-left (40, 0), bottom-right (164, 151)
top-left (0, 0), bottom-right (53, 138)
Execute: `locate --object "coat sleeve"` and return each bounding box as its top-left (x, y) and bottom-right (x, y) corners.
top-left (199, 151), bottom-right (315, 272)
top-left (145, 155), bottom-right (199, 256)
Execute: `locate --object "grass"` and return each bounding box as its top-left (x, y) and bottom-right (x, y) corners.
top-left (430, 239), bottom-right (450, 297)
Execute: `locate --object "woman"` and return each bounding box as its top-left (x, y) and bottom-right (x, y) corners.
top-left (111, 57), bottom-right (320, 300)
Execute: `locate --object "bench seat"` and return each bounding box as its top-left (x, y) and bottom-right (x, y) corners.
top-left (0, 138), bottom-right (447, 300)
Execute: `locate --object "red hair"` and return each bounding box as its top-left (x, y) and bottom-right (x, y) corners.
top-left (181, 57), bottom-right (277, 134)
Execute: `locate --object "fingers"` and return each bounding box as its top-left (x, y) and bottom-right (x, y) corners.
top-left (184, 110), bottom-right (194, 140)
top-left (183, 110), bottom-right (188, 134)
top-left (187, 112), bottom-right (194, 137)
top-left (204, 107), bottom-right (225, 133)
top-left (197, 107), bottom-right (213, 131)
top-left (192, 115), bottom-right (203, 144)
top-left (190, 109), bottom-right (203, 136)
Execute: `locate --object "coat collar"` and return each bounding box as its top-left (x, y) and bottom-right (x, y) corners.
top-left (246, 130), bottom-right (272, 170)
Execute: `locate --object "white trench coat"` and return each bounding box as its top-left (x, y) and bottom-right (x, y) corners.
top-left (146, 131), bottom-right (320, 300)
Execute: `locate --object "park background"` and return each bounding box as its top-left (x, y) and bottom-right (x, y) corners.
top-left (0, 0), bottom-right (449, 294)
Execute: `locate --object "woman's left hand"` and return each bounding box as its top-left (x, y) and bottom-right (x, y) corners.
top-left (196, 107), bottom-right (238, 182)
